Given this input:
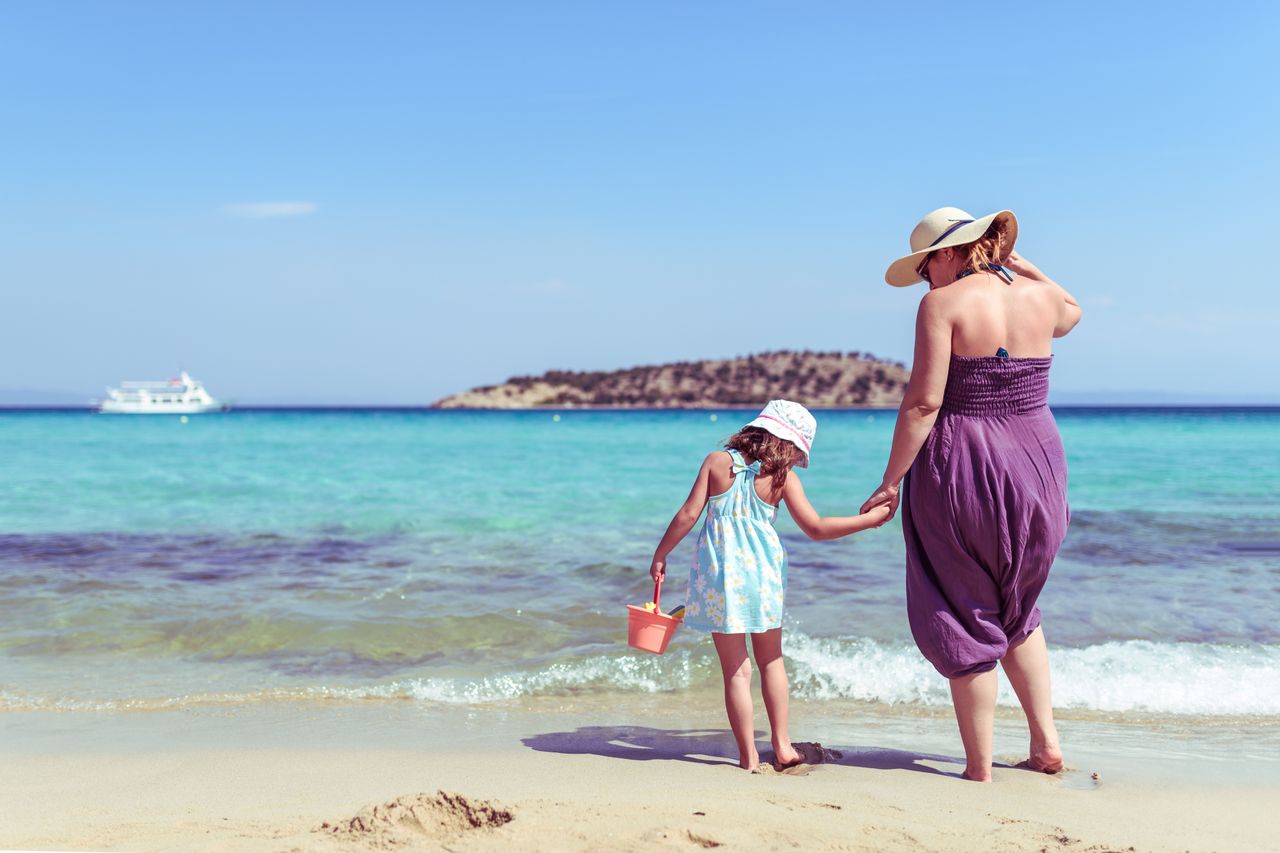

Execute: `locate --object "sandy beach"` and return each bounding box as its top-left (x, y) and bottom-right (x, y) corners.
top-left (4, 699), bottom-right (1276, 852)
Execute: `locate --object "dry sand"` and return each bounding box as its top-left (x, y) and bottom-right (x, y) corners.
top-left (3, 743), bottom-right (1273, 852)
top-left (2, 703), bottom-right (1275, 851)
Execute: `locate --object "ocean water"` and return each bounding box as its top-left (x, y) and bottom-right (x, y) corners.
top-left (1, 408), bottom-right (1277, 718)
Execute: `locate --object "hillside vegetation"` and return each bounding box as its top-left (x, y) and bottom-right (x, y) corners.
top-left (431, 350), bottom-right (909, 409)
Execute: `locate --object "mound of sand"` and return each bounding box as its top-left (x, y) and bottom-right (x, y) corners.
top-left (317, 790), bottom-right (513, 843)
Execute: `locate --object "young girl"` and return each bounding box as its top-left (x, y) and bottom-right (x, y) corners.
top-left (650, 399), bottom-right (891, 771)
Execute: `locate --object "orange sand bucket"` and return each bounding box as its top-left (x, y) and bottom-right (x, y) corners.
top-left (627, 580), bottom-right (681, 654)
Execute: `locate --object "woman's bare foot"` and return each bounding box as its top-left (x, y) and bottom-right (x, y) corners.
top-left (1028, 738), bottom-right (1064, 774)
top-left (739, 747), bottom-right (760, 771)
top-left (961, 767), bottom-right (993, 782)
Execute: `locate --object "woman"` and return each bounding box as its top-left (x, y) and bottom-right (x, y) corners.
top-left (862, 207), bottom-right (1082, 782)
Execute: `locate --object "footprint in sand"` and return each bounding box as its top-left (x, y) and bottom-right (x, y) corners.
top-left (639, 826), bottom-right (724, 848)
top-left (686, 829), bottom-right (724, 848)
top-left (316, 789), bottom-right (513, 843)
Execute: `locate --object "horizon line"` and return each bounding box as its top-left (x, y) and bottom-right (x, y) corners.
top-left (3, 403), bottom-right (1279, 413)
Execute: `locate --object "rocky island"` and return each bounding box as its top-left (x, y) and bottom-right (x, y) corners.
top-left (431, 350), bottom-right (909, 409)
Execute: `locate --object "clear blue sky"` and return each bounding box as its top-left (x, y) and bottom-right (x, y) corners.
top-left (3, 1), bottom-right (1277, 404)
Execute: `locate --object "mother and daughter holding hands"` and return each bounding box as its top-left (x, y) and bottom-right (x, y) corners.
top-left (649, 208), bottom-right (1082, 782)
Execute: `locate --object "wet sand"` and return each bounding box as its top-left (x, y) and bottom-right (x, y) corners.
top-left (2, 700), bottom-right (1276, 851)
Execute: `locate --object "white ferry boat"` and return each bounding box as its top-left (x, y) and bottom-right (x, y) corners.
top-left (98, 372), bottom-right (226, 414)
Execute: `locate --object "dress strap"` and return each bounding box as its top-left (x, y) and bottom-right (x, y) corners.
top-left (726, 448), bottom-right (762, 477)
top-left (956, 263), bottom-right (1015, 283)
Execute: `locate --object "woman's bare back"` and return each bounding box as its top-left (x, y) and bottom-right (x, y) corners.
top-left (936, 271), bottom-right (1068, 358)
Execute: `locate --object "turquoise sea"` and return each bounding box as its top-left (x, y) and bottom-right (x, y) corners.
top-left (1, 408), bottom-right (1277, 717)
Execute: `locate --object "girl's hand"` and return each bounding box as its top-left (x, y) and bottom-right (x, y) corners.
top-left (860, 482), bottom-right (901, 520)
top-left (866, 503), bottom-right (893, 528)
top-left (649, 558), bottom-right (666, 583)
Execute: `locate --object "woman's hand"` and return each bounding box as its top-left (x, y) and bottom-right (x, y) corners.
top-left (649, 558), bottom-right (666, 583)
top-left (860, 481), bottom-right (901, 520)
top-left (1002, 248), bottom-right (1036, 277)
top-left (865, 503), bottom-right (894, 528)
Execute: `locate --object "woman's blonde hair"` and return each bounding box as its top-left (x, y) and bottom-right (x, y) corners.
top-left (955, 216), bottom-right (1012, 275)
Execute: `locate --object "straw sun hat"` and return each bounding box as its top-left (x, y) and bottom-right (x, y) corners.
top-left (884, 207), bottom-right (1018, 287)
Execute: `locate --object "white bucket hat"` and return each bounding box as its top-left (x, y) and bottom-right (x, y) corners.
top-left (884, 206), bottom-right (1018, 287)
top-left (744, 399), bottom-right (816, 468)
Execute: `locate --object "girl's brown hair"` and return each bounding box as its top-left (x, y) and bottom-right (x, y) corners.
top-left (725, 426), bottom-right (804, 493)
top-left (955, 216), bottom-right (1012, 276)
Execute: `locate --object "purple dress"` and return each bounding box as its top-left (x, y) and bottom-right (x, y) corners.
top-left (903, 355), bottom-right (1069, 679)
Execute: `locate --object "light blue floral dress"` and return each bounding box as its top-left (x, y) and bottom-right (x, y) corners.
top-left (684, 449), bottom-right (788, 634)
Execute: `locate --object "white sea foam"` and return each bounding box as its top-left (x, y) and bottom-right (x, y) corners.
top-left (305, 652), bottom-right (701, 704)
top-left (3, 637), bottom-right (1277, 716)
top-left (784, 635), bottom-right (1280, 715)
top-left (306, 636), bottom-right (1280, 716)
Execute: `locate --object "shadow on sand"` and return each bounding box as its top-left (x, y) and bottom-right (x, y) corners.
top-left (521, 725), bottom-right (973, 777)
top-left (522, 726), bottom-right (740, 767)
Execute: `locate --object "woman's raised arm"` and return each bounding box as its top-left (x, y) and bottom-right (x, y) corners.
top-left (1004, 249), bottom-right (1082, 337)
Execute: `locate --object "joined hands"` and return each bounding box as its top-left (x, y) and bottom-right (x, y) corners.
top-left (861, 482), bottom-right (901, 523)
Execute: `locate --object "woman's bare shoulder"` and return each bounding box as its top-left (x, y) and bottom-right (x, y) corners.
top-left (917, 285), bottom-right (954, 312)
top-left (947, 272), bottom-right (1049, 305)
top-left (919, 280), bottom-right (970, 316)
top-left (1009, 276), bottom-right (1065, 305)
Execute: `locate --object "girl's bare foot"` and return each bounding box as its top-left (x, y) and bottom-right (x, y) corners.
top-left (739, 748), bottom-right (760, 771)
top-left (961, 767), bottom-right (993, 782)
top-left (773, 742), bottom-right (801, 767)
